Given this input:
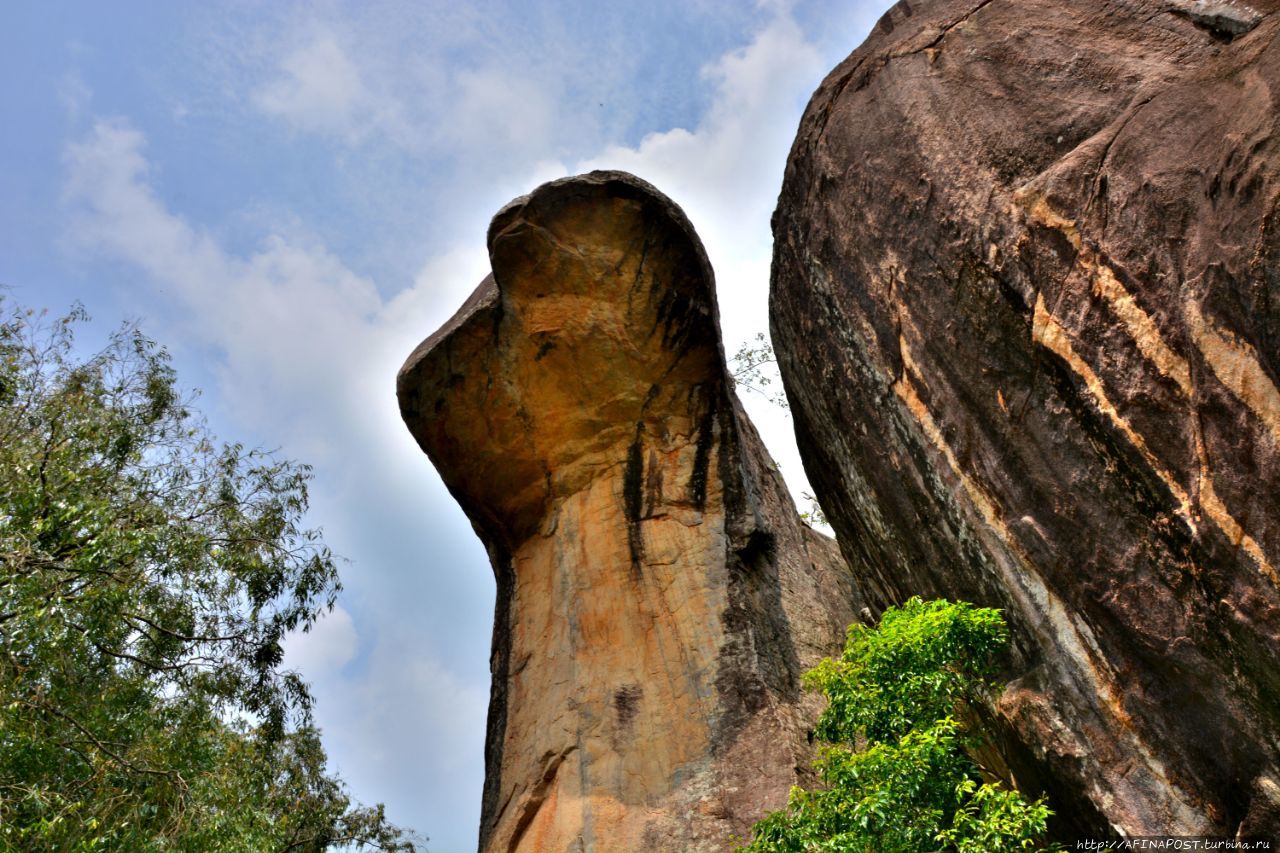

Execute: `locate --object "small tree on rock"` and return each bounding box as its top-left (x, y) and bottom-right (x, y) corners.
top-left (740, 596), bottom-right (1053, 852)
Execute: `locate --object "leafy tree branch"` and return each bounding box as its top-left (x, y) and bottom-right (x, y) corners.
top-left (0, 301), bottom-right (421, 851)
top-left (740, 597), bottom-right (1054, 852)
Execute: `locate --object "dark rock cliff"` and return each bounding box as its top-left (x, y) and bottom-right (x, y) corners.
top-left (399, 172), bottom-right (859, 851)
top-left (771, 0), bottom-right (1280, 838)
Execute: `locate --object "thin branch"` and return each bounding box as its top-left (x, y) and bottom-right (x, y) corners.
top-left (16, 696), bottom-right (185, 787)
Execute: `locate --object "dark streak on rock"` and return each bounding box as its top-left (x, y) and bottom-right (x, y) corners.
top-left (623, 421), bottom-right (646, 575)
top-left (479, 545), bottom-right (516, 851)
top-left (688, 387), bottom-right (718, 511)
top-left (613, 684), bottom-right (642, 729)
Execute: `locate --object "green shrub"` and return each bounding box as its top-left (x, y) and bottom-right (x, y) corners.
top-left (740, 597), bottom-right (1052, 852)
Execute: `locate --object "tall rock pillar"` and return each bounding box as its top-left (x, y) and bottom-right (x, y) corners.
top-left (399, 171), bottom-right (858, 851)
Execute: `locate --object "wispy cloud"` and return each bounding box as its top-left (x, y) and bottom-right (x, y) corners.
top-left (63, 119), bottom-right (384, 448)
top-left (62, 113), bottom-right (496, 843)
top-left (249, 25), bottom-right (420, 149)
top-left (284, 603), bottom-right (359, 676)
top-left (235, 9), bottom-right (566, 162)
top-left (58, 70), bottom-right (92, 122)
top-left (253, 31), bottom-right (372, 138)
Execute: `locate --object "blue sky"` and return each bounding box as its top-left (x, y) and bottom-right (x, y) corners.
top-left (1, 2), bottom-right (892, 849)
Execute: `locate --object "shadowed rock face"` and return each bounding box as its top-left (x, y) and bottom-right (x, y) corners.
top-left (772, 0), bottom-right (1280, 838)
top-left (399, 172), bottom-right (860, 852)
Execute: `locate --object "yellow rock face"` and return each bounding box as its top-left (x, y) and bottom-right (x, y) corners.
top-left (399, 172), bottom-right (860, 851)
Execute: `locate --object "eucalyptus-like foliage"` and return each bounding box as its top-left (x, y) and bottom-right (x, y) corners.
top-left (729, 333), bottom-right (789, 409)
top-left (741, 597), bottom-right (1053, 852)
top-left (0, 303), bottom-right (417, 850)
top-left (728, 334), bottom-right (833, 530)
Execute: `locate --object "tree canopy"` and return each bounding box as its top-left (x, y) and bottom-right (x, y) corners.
top-left (741, 597), bottom-right (1053, 852)
top-left (0, 302), bottom-right (417, 850)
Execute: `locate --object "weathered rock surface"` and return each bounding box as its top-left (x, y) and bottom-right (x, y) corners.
top-left (772, 0), bottom-right (1280, 838)
top-left (399, 172), bottom-right (860, 851)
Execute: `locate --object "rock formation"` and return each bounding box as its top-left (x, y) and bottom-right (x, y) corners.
top-left (398, 172), bottom-right (859, 851)
top-left (771, 0), bottom-right (1280, 838)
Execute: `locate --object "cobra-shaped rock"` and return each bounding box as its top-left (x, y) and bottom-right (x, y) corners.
top-left (399, 172), bottom-right (860, 851)
top-left (772, 0), bottom-right (1280, 838)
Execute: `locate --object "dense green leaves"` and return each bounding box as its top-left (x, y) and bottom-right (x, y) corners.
top-left (808, 597), bottom-right (1007, 746)
top-left (0, 303), bottom-right (417, 850)
top-left (741, 597), bottom-right (1052, 852)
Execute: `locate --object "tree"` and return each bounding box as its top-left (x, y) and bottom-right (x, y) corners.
top-left (728, 333), bottom-right (830, 529)
top-left (729, 333), bottom-right (789, 410)
top-left (740, 597), bottom-right (1053, 852)
top-left (0, 302), bottom-right (419, 850)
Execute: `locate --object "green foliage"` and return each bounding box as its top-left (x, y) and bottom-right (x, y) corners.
top-left (0, 303), bottom-right (418, 850)
top-left (740, 597), bottom-right (1053, 852)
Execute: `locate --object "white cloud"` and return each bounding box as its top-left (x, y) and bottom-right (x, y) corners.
top-left (308, 629), bottom-right (489, 848)
top-left (63, 118), bottom-right (385, 450)
top-left (58, 70), bottom-right (92, 122)
top-left (284, 604), bottom-right (359, 676)
top-left (251, 28), bottom-right (413, 146)
top-left (254, 33), bottom-right (363, 130)
top-left (344, 633), bottom-right (488, 776)
top-left (240, 13), bottom-right (564, 160)
top-left (225, 5), bottom-right (702, 171)
top-left (447, 67), bottom-right (557, 152)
